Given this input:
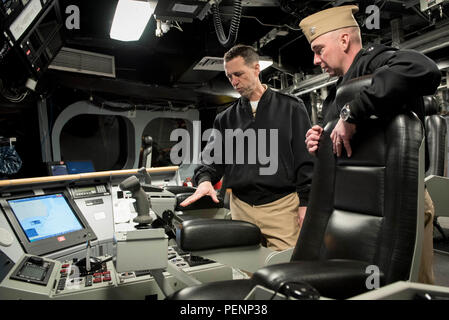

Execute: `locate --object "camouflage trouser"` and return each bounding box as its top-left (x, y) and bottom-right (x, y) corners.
top-left (0, 146), bottom-right (22, 176)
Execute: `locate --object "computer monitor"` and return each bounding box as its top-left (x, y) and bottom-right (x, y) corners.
top-left (46, 161), bottom-right (68, 176)
top-left (1, 192), bottom-right (96, 256)
top-left (49, 163), bottom-right (68, 176)
top-left (66, 161), bottom-right (95, 174)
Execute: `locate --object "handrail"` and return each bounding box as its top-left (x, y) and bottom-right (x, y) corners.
top-left (0, 166), bottom-right (179, 187)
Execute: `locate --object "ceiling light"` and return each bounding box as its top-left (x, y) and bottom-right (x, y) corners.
top-left (110, 0), bottom-right (157, 41)
top-left (193, 56), bottom-right (273, 72)
top-left (259, 57), bottom-right (273, 71)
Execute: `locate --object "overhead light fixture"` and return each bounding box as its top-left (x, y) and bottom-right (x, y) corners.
top-left (259, 57), bottom-right (273, 71)
top-left (110, 0), bottom-right (157, 41)
top-left (193, 56), bottom-right (273, 72)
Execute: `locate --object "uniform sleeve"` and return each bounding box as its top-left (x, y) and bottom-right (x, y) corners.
top-left (292, 98), bottom-right (315, 207)
top-left (192, 115), bottom-right (225, 186)
top-left (349, 49), bottom-right (441, 122)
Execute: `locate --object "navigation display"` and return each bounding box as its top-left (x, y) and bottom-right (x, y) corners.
top-left (7, 194), bottom-right (83, 243)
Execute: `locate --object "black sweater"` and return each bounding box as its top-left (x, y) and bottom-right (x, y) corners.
top-left (193, 87), bottom-right (314, 206)
top-left (322, 44), bottom-right (441, 171)
top-left (323, 44), bottom-right (441, 125)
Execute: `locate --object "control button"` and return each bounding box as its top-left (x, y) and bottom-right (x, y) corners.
top-left (103, 276), bottom-right (111, 282)
top-left (62, 264), bottom-right (70, 268)
top-left (93, 277), bottom-right (102, 283)
top-left (57, 277), bottom-right (66, 291)
top-left (85, 275), bottom-right (93, 287)
top-left (168, 253), bottom-right (176, 260)
top-left (60, 269), bottom-right (67, 274)
top-left (119, 272), bottom-right (135, 280)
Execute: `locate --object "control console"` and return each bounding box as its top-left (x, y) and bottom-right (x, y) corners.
top-left (10, 255), bottom-right (54, 286)
top-left (0, 246), bottom-right (232, 300)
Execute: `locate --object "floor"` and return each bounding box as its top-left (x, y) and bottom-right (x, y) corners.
top-left (432, 217), bottom-right (449, 287)
top-left (434, 250), bottom-right (449, 286)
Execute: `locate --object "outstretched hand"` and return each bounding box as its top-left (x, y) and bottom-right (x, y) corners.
top-left (330, 119), bottom-right (357, 157)
top-left (179, 181), bottom-right (219, 207)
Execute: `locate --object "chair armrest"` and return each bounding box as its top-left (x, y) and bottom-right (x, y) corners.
top-left (167, 279), bottom-right (258, 300)
top-left (252, 259), bottom-right (384, 299)
top-left (176, 219), bottom-right (261, 251)
top-left (164, 186), bottom-right (197, 195)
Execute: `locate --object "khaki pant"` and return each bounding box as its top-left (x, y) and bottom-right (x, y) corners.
top-left (230, 192), bottom-right (300, 251)
top-left (419, 189), bottom-right (435, 284)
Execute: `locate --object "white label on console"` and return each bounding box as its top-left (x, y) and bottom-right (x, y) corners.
top-left (94, 211), bottom-right (106, 221)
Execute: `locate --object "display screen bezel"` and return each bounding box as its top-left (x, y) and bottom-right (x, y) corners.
top-left (1, 191), bottom-right (96, 256)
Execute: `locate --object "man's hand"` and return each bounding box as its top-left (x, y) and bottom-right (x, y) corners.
top-left (330, 119), bottom-right (357, 157)
top-left (297, 206), bottom-right (307, 228)
top-left (305, 125), bottom-right (324, 156)
top-left (179, 181), bottom-right (219, 207)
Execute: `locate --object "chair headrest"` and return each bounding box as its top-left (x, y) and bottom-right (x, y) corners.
top-left (423, 95), bottom-right (438, 116)
top-left (336, 75), bottom-right (373, 108)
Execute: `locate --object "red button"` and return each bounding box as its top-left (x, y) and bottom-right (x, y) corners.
top-left (62, 264), bottom-right (69, 268)
top-left (103, 277), bottom-right (111, 282)
top-left (60, 269), bottom-right (67, 274)
top-left (93, 278), bottom-right (102, 283)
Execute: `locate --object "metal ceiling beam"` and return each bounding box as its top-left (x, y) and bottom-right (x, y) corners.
top-left (286, 24), bottom-right (449, 96)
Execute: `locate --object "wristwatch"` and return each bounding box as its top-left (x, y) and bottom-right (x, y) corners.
top-left (340, 103), bottom-right (352, 122)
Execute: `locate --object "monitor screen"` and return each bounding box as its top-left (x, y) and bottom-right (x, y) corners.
top-left (66, 161), bottom-right (95, 174)
top-left (7, 194), bottom-right (83, 243)
top-left (1, 192), bottom-right (96, 256)
top-left (50, 164), bottom-right (68, 176)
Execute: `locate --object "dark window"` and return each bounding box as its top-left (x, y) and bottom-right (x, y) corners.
top-left (60, 114), bottom-right (127, 171)
top-left (142, 118), bottom-right (193, 168)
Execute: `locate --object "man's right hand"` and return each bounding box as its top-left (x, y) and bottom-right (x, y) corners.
top-left (305, 125), bottom-right (324, 156)
top-left (179, 181), bottom-right (219, 207)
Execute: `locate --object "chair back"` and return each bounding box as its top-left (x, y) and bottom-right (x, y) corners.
top-left (292, 76), bottom-right (425, 285)
top-left (424, 95), bottom-right (447, 176)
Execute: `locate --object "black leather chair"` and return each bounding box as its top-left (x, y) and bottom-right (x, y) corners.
top-left (424, 95), bottom-right (446, 177)
top-left (423, 96), bottom-right (448, 241)
top-left (168, 76), bottom-right (425, 300)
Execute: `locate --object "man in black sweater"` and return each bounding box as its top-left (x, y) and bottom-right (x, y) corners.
top-left (301, 5), bottom-right (441, 284)
top-left (180, 45), bottom-right (314, 251)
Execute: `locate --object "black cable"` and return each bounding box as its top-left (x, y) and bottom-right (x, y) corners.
top-left (269, 281), bottom-right (288, 300)
top-left (269, 281), bottom-right (320, 300)
top-left (212, 0), bottom-right (242, 48)
top-left (221, 13), bottom-right (301, 31)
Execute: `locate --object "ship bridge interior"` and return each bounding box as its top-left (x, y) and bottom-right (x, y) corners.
top-left (1, 0), bottom-right (449, 307)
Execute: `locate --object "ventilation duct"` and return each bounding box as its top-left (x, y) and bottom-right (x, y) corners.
top-left (48, 47), bottom-right (115, 78)
top-left (193, 56), bottom-right (225, 71)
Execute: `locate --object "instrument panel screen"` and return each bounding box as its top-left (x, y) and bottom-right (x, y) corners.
top-left (7, 193), bottom-right (83, 243)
